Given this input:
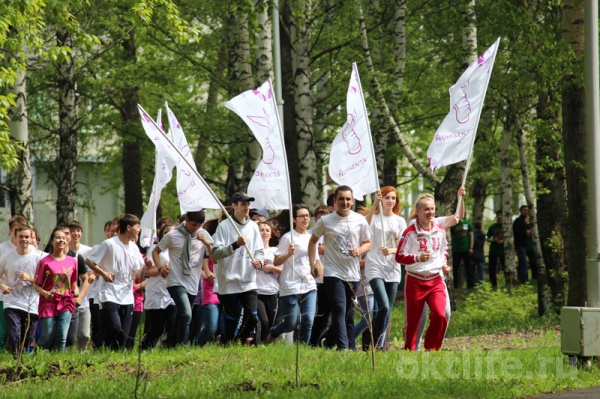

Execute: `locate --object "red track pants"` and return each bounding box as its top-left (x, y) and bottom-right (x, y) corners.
top-left (403, 274), bottom-right (448, 351)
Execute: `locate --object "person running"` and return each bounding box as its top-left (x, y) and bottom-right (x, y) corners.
top-left (152, 210), bottom-right (213, 346)
top-left (212, 192), bottom-right (264, 345)
top-left (396, 194), bottom-right (449, 351)
top-left (34, 226), bottom-right (79, 351)
top-left (0, 225), bottom-right (43, 354)
top-left (267, 205), bottom-right (319, 345)
top-left (360, 186), bottom-right (407, 349)
top-left (255, 220), bottom-right (281, 343)
top-left (140, 222), bottom-right (177, 349)
top-left (309, 186), bottom-right (371, 350)
top-left (85, 214), bottom-right (146, 350)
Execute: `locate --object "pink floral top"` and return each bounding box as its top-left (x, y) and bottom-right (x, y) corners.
top-left (133, 278), bottom-right (144, 312)
top-left (34, 255), bottom-right (77, 318)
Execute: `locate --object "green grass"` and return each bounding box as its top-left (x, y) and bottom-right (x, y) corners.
top-left (0, 283), bottom-right (596, 398)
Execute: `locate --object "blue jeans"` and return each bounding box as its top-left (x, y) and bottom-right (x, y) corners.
top-left (167, 286), bottom-right (196, 345)
top-left (516, 246), bottom-right (529, 283)
top-left (370, 278), bottom-right (399, 347)
top-left (38, 311), bottom-right (72, 351)
top-left (196, 304), bottom-right (225, 346)
top-left (324, 277), bottom-right (359, 350)
top-left (353, 294), bottom-right (374, 341)
top-left (270, 290), bottom-right (317, 344)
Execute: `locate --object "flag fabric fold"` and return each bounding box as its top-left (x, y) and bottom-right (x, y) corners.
top-left (225, 81), bottom-right (290, 210)
top-left (139, 110), bottom-right (176, 248)
top-left (328, 63), bottom-right (378, 201)
top-left (427, 38), bottom-right (500, 172)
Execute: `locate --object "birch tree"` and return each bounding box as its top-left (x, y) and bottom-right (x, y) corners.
top-left (501, 107), bottom-right (518, 288)
top-left (515, 115), bottom-right (551, 315)
top-left (7, 71), bottom-right (34, 222)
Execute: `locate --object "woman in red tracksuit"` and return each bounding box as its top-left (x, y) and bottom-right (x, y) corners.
top-left (395, 194), bottom-right (450, 351)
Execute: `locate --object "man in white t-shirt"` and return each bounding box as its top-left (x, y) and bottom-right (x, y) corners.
top-left (152, 210), bottom-right (213, 346)
top-left (212, 192), bottom-right (264, 345)
top-left (0, 225), bottom-right (42, 354)
top-left (85, 214), bottom-right (146, 350)
top-left (0, 214), bottom-right (29, 350)
top-left (309, 186), bottom-right (371, 350)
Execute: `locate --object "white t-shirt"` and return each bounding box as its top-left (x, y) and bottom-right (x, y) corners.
top-left (0, 249), bottom-right (42, 314)
top-left (158, 228), bottom-right (210, 296)
top-left (145, 250), bottom-right (175, 309)
top-left (365, 214), bottom-right (407, 283)
top-left (87, 236), bottom-right (144, 305)
top-left (212, 218), bottom-right (264, 295)
top-left (275, 230), bottom-right (317, 296)
top-left (311, 211), bottom-right (371, 282)
top-left (256, 247), bottom-right (279, 295)
top-left (72, 244), bottom-right (93, 309)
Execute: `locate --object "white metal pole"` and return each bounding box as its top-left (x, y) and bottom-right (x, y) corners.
top-left (585, 0), bottom-right (600, 307)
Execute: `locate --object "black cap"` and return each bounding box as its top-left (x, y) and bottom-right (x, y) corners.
top-left (230, 191), bottom-right (255, 204)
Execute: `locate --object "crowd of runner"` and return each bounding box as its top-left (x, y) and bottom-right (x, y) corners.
top-left (0, 185), bottom-right (468, 354)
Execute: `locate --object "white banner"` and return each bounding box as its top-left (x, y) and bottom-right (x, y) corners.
top-left (328, 63), bottom-right (378, 200)
top-left (164, 102), bottom-right (221, 213)
top-left (139, 110), bottom-right (177, 247)
top-left (427, 38), bottom-right (500, 172)
top-left (225, 80), bottom-right (290, 210)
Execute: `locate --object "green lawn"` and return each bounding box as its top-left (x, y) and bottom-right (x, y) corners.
top-left (0, 282), bottom-right (596, 398)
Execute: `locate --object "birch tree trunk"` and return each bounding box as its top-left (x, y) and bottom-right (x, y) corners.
top-left (56, 29), bottom-right (78, 224)
top-left (561, 0), bottom-right (587, 307)
top-left (515, 114), bottom-right (551, 315)
top-left (7, 69), bottom-right (34, 223)
top-left (291, 0), bottom-right (319, 206)
top-left (501, 108), bottom-right (518, 289)
top-left (357, 4), bottom-right (438, 186)
top-left (225, 7), bottom-right (254, 196)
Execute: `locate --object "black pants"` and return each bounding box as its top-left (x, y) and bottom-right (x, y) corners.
top-left (140, 305), bottom-right (177, 349)
top-left (309, 283), bottom-right (332, 347)
top-left (89, 299), bottom-right (103, 349)
top-left (323, 277), bottom-right (358, 350)
top-left (218, 290), bottom-right (259, 345)
top-left (4, 308), bottom-right (38, 354)
top-left (257, 293), bottom-right (278, 342)
top-left (527, 250), bottom-right (538, 279)
top-left (125, 311), bottom-right (143, 349)
top-left (452, 251), bottom-right (476, 289)
top-left (101, 301), bottom-right (133, 350)
top-left (488, 254), bottom-right (505, 288)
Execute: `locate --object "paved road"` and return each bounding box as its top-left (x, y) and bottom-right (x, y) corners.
top-left (535, 386), bottom-right (600, 398)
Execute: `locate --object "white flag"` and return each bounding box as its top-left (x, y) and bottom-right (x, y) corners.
top-left (328, 63), bottom-right (378, 200)
top-left (225, 80), bottom-right (290, 210)
top-left (427, 38), bottom-right (500, 172)
top-left (139, 110), bottom-right (177, 247)
top-left (164, 103), bottom-right (222, 213)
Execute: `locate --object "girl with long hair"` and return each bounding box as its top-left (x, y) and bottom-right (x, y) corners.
top-left (360, 186), bottom-right (407, 349)
top-left (34, 227), bottom-right (79, 351)
top-left (255, 221), bottom-right (281, 343)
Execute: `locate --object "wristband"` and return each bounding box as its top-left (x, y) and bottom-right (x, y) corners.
top-left (231, 242), bottom-right (240, 251)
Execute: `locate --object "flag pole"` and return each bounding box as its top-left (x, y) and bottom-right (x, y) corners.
top-left (353, 63), bottom-right (385, 249)
top-left (138, 104), bottom-right (257, 262)
top-left (268, 79), bottom-right (295, 278)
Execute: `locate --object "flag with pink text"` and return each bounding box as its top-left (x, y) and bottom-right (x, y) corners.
top-left (164, 102), bottom-right (221, 213)
top-left (328, 63), bottom-right (378, 200)
top-left (225, 80), bottom-right (290, 210)
top-left (427, 38), bottom-right (500, 172)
